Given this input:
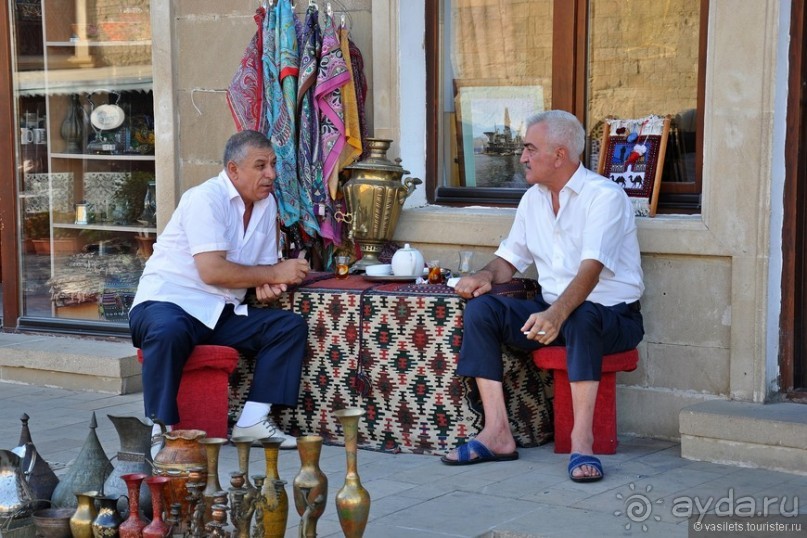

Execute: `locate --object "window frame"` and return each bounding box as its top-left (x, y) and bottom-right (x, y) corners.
top-left (425, 0), bottom-right (706, 212)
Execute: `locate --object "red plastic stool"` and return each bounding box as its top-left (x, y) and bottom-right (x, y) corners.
top-left (532, 347), bottom-right (639, 455)
top-left (136, 345), bottom-right (240, 437)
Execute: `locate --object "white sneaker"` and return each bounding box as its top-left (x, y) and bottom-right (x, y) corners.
top-left (231, 417), bottom-right (297, 449)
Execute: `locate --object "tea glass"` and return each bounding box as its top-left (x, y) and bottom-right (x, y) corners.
top-left (427, 260), bottom-right (444, 284)
top-left (335, 255), bottom-right (350, 279)
top-left (458, 250), bottom-right (474, 275)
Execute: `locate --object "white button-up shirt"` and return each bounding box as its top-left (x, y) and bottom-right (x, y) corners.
top-left (131, 171), bottom-right (279, 328)
top-left (495, 164), bottom-right (644, 306)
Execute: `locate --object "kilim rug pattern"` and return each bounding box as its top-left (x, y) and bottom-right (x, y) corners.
top-left (229, 276), bottom-right (554, 455)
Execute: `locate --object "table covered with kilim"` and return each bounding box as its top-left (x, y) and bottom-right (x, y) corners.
top-left (230, 274), bottom-right (554, 455)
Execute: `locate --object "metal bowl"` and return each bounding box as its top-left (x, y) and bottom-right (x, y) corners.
top-left (32, 507), bottom-right (75, 538)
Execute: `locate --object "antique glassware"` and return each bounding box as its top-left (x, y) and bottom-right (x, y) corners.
top-left (292, 435), bottom-right (328, 538)
top-left (333, 408), bottom-right (371, 538)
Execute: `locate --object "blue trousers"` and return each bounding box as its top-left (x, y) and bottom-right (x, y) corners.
top-left (129, 301), bottom-right (307, 425)
top-left (457, 294), bottom-right (644, 382)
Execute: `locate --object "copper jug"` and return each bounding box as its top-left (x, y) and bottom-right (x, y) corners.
top-left (151, 429), bottom-right (207, 527)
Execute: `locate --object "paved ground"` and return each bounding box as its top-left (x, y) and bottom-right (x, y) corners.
top-left (1, 381), bottom-right (805, 537)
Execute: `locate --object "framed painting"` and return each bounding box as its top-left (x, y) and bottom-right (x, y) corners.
top-left (454, 81), bottom-right (544, 188)
top-left (597, 115), bottom-right (671, 217)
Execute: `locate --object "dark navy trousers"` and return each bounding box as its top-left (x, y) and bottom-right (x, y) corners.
top-left (457, 294), bottom-right (644, 382)
top-left (129, 301), bottom-right (307, 425)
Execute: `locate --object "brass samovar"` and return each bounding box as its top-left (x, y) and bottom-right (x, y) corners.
top-left (342, 139), bottom-right (421, 269)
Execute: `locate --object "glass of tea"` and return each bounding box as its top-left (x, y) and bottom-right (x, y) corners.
top-left (335, 255), bottom-right (350, 279)
top-left (427, 260), bottom-right (444, 284)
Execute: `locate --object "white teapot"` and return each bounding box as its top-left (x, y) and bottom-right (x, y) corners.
top-left (391, 244), bottom-right (425, 276)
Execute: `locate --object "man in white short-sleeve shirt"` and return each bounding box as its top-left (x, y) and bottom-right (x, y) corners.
top-left (442, 111), bottom-right (644, 481)
top-left (129, 130), bottom-right (310, 449)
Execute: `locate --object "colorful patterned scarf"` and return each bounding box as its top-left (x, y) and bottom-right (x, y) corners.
top-left (337, 26), bottom-right (362, 170)
top-left (348, 37), bottom-right (369, 159)
top-left (263, 1), bottom-right (301, 228)
top-left (296, 5), bottom-right (323, 237)
top-left (226, 8), bottom-right (266, 132)
top-left (314, 13), bottom-right (350, 202)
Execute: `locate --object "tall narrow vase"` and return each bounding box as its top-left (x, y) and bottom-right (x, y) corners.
top-left (259, 437), bottom-right (288, 538)
top-left (198, 437), bottom-right (228, 526)
top-left (333, 408), bottom-right (371, 538)
top-left (142, 476), bottom-right (171, 538)
top-left (292, 435), bottom-right (328, 538)
top-left (118, 473), bottom-right (149, 538)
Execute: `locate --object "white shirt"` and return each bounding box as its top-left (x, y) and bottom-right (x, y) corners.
top-left (495, 164), bottom-right (644, 306)
top-left (131, 171), bottom-right (279, 328)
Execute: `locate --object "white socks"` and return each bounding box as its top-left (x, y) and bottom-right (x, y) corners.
top-left (236, 401), bottom-right (272, 427)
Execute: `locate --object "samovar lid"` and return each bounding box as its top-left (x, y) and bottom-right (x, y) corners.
top-left (343, 138), bottom-right (410, 175)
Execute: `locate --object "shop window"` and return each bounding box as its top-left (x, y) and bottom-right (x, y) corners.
top-left (426, 0), bottom-right (706, 212)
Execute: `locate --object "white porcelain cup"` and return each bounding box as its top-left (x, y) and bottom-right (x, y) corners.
top-left (33, 128), bottom-right (46, 145)
top-left (20, 128), bottom-right (33, 145)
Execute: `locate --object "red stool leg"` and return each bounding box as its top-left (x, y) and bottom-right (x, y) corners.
top-left (533, 348), bottom-right (637, 455)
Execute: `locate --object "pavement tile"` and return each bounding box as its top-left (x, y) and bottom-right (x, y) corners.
top-left (1, 380), bottom-right (804, 538)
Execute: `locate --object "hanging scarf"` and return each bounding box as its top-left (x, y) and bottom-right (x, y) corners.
top-left (348, 37), bottom-right (369, 159)
top-left (296, 4), bottom-right (323, 238)
top-left (226, 8), bottom-right (266, 132)
top-left (337, 25), bottom-right (362, 170)
top-left (314, 13), bottom-right (350, 202)
top-left (263, 0), bottom-right (301, 228)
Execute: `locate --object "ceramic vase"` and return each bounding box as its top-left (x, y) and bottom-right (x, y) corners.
top-left (151, 429), bottom-right (206, 526)
top-left (198, 437), bottom-right (228, 526)
top-left (118, 473), bottom-right (149, 538)
top-left (91, 495), bottom-right (123, 537)
top-left (258, 437), bottom-right (288, 538)
top-left (334, 408), bottom-right (371, 538)
top-left (142, 476), bottom-right (171, 538)
top-left (70, 491), bottom-right (100, 538)
top-left (292, 435), bottom-right (328, 538)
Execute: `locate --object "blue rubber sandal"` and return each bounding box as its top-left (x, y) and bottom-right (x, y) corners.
top-left (568, 452), bottom-right (604, 482)
top-left (441, 438), bottom-right (519, 466)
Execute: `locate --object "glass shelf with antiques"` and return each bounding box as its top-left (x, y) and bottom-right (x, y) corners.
top-left (14, 0), bottom-right (154, 327)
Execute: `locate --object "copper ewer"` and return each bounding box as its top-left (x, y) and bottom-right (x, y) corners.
top-left (342, 138), bottom-right (422, 269)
